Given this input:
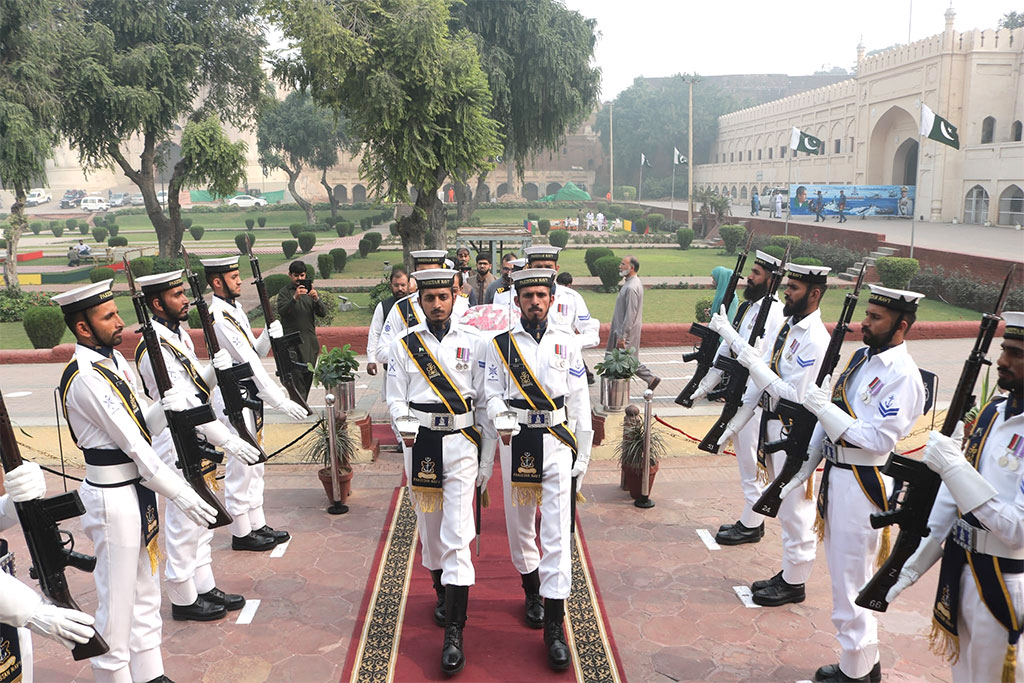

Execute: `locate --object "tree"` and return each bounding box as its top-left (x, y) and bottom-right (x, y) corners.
top-left (266, 0), bottom-right (500, 263)
top-left (999, 11), bottom-right (1024, 29)
top-left (316, 114), bottom-right (355, 223)
top-left (57, 0), bottom-right (266, 258)
top-left (448, 0), bottom-right (600, 219)
top-left (0, 0), bottom-right (61, 292)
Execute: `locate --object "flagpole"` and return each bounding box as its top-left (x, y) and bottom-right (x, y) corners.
top-left (785, 153), bottom-right (792, 236)
top-left (687, 76), bottom-right (695, 234)
top-left (638, 156), bottom-right (643, 207)
top-left (609, 102), bottom-right (614, 201)
top-left (670, 160), bottom-right (676, 223)
top-left (910, 134), bottom-right (922, 258)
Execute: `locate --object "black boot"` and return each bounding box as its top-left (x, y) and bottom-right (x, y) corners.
top-left (714, 521), bottom-right (764, 546)
top-left (543, 598), bottom-right (570, 671)
top-left (521, 570), bottom-right (544, 628)
top-left (441, 585), bottom-right (468, 675)
top-left (430, 569), bottom-right (446, 627)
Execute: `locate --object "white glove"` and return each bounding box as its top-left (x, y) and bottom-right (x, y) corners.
top-left (923, 423), bottom-right (996, 512)
top-left (143, 396), bottom-right (169, 434)
top-left (476, 438), bottom-right (496, 489)
top-left (27, 603), bottom-right (96, 651)
top-left (4, 462), bottom-right (46, 502)
top-left (170, 486), bottom-right (218, 527)
top-left (160, 386), bottom-right (190, 413)
top-left (687, 369), bottom-right (722, 403)
top-left (278, 398), bottom-right (308, 421)
top-left (803, 374), bottom-right (855, 442)
top-left (883, 535), bottom-right (944, 605)
top-left (717, 403), bottom-right (756, 447)
top-left (708, 305), bottom-right (740, 348)
top-left (803, 374), bottom-right (833, 416)
top-left (222, 434), bottom-right (261, 465)
top-left (779, 444), bottom-right (824, 500)
top-left (739, 346), bottom-right (779, 393)
top-left (571, 430), bottom-right (593, 480)
top-left (268, 320), bottom-right (283, 339)
top-left (212, 349), bottom-right (233, 371)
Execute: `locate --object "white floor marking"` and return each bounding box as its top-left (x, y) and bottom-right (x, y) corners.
top-left (236, 599), bottom-right (260, 624)
top-left (696, 528), bottom-right (721, 550)
top-left (732, 585), bottom-right (761, 608)
top-left (3, 392), bottom-right (31, 398)
top-left (270, 540), bottom-right (290, 558)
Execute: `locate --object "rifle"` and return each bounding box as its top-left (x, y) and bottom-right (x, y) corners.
top-left (698, 244), bottom-right (791, 453)
top-left (856, 264), bottom-right (1016, 613)
top-left (123, 258), bottom-right (233, 529)
top-left (752, 261), bottom-right (867, 517)
top-left (245, 237), bottom-right (312, 415)
top-left (181, 247), bottom-right (267, 463)
top-left (676, 232), bottom-right (755, 407)
top-left (0, 391), bottom-right (109, 660)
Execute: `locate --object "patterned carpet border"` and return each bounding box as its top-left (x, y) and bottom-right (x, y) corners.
top-left (566, 529), bottom-right (623, 683)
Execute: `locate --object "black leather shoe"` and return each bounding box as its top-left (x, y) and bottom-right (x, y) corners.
top-left (521, 570), bottom-right (544, 628)
top-left (543, 598), bottom-right (570, 671)
top-left (253, 525), bottom-right (290, 544)
top-left (714, 522), bottom-right (764, 545)
top-left (717, 521), bottom-right (738, 533)
top-left (200, 587), bottom-right (245, 611)
top-left (814, 662), bottom-right (881, 683)
top-left (441, 585), bottom-right (468, 675)
top-left (752, 578), bottom-right (805, 606)
top-left (430, 569), bottom-right (446, 627)
top-left (751, 571), bottom-right (784, 593)
top-left (232, 532), bottom-right (277, 552)
top-left (145, 676), bottom-right (175, 683)
top-left (171, 597), bottom-right (226, 622)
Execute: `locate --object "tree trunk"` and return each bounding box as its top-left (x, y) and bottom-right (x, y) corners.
top-left (320, 168), bottom-right (338, 222)
top-left (110, 134), bottom-right (176, 259)
top-left (285, 165), bottom-right (316, 225)
top-left (3, 186), bottom-right (27, 292)
top-left (454, 172), bottom-right (487, 222)
top-left (398, 172), bottom-right (447, 270)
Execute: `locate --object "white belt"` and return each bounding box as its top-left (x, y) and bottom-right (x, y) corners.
top-left (952, 519), bottom-right (1024, 560)
top-left (822, 439), bottom-right (888, 467)
top-left (85, 462), bottom-right (140, 486)
top-left (410, 408), bottom-right (475, 432)
top-left (513, 406), bottom-right (566, 428)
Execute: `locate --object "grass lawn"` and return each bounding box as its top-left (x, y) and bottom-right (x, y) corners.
top-left (557, 247), bottom-right (735, 279)
top-left (111, 208), bottom-right (384, 231)
top-left (474, 208), bottom-right (582, 224)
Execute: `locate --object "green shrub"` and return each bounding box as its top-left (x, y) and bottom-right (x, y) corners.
top-left (605, 204), bottom-right (626, 220)
top-left (366, 232), bottom-right (382, 250)
top-left (317, 253), bottom-right (333, 279)
top-left (596, 202), bottom-right (609, 213)
top-left (234, 232), bottom-right (254, 253)
top-left (0, 238), bottom-right (5, 249)
top-left (91, 227), bottom-right (108, 243)
top-left (527, 212), bottom-right (540, 221)
top-left (257, 216), bottom-right (267, 227)
top-left (78, 221), bottom-right (89, 235)
top-left (719, 224), bottom-right (746, 254)
top-left (646, 213), bottom-right (665, 230)
top-left (791, 256), bottom-right (823, 267)
top-left (548, 229), bottom-right (569, 248)
top-left (49, 220), bottom-right (58, 231)
top-left (875, 256), bottom-right (920, 290)
top-left (282, 240), bottom-right (298, 258)
top-left (187, 307), bottom-right (202, 330)
top-left (190, 225), bottom-right (204, 240)
top-left (911, 266), bottom-right (1024, 313)
top-left (0, 289), bottom-right (56, 322)
top-left (360, 217), bottom-right (372, 230)
top-left (130, 257), bottom-right (154, 277)
top-left (335, 222), bottom-right (346, 238)
top-left (769, 235), bottom-right (802, 250)
top-left (623, 207), bottom-right (643, 222)
top-left (245, 218), bottom-right (255, 230)
top-left (264, 273), bottom-right (291, 298)
top-left (330, 248), bottom-right (347, 272)
top-left (22, 306), bottom-right (66, 349)
top-left (585, 247), bottom-right (614, 276)
top-left (90, 266), bottom-right (115, 282)
top-left (594, 255), bottom-right (622, 292)
top-left (298, 232), bottom-right (316, 253)
top-left (791, 240), bottom-right (859, 273)
top-left (107, 223), bottom-right (119, 237)
top-left (615, 186), bottom-right (637, 201)
top-left (762, 245), bottom-right (785, 261)
top-left (345, 222), bottom-right (356, 236)
top-left (358, 239), bottom-right (371, 258)
top-left (695, 297), bottom-right (714, 323)
top-left (51, 224), bottom-right (64, 237)
top-left (65, 218), bottom-right (78, 231)
top-left (389, 222), bottom-right (399, 237)
top-left (108, 236), bottom-right (128, 247)
top-left (676, 227), bottom-right (695, 250)
top-left (29, 222), bottom-right (42, 235)
top-left (289, 224), bottom-right (303, 238)
top-left (538, 219), bottom-right (551, 235)
top-left (182, 218), bottom-right (193, 229)
top-left (633, 218), bottom-right (648, 233)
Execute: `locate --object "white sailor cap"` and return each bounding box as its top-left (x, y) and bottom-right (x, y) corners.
top-left (785, 263), bottom-right (831, 284)
top-left (411, 268), bottom-right (457, 290)
top-left (754, 250), bottom-right (782, 271)
top-left (512, 268), bottom-right (556, 290)
top-left (410, 250), bottom-right (447, 268)
top-left (867, 284), bottom-right (925, 313)
top-left (136, 270), bottom-right (184, 294)
top-left (510, 257), bottom-right (528, 271)
top-left (524, 245), bottom-right (562, 263)
top-left (52, 279), bottom-right (114, 315)
top-left (200, 256), bottom-right (240, 274)
top-left (443, 258), bottom-right (455, 269)
top-left (1003, 311), bottom-right (1024, 341)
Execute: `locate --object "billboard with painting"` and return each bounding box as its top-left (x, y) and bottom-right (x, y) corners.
top-left (788, 184), bottom-right (915, 218)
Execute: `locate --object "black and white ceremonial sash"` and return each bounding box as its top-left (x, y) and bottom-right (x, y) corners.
top-left (400, 331), bottom-right (478, 512)
top-left (493, 331), bottom-right (577, 506)
top-left (756, 320), bottom-right (793, 479)
top-left (397, 297), bottom-right (420, 330)
top-left (216, 311), bottom-right (266, 438)
top-left (134, 336), bottom-right (212, 401)
top-left (930, 397), bottom-right (1022, 682)
top-left (0, 540), bottom-right (23, 683)
top-left (219, 310), bottom-right (255, 349)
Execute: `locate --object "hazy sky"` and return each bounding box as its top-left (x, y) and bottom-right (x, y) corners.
top-left (561, 0), bottom-right (1015, 100)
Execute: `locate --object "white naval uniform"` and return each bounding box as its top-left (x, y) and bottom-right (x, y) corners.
top-left (490, 285), bottom-right (520, 318)
top-left (208, 295), bottom-right (282, 538)
top-left (135, 319), bottom-right (221, 607)
top-left (922, 397), bottom-right (1024, 683)
top-left (740, 308), bottom-right (829, 584)
top-left (0, 495), bottom-right (34, 683)
top-left (63, 344), bottom-right (182, 683)
top-left (367, 301), bottom-right (386, 367)
top-left (815, 342), bottom-right (925, 679)
top-left (483, 320), bottom-right (593, 599)
top-left (549, 286), bottom-right (600, 349)
top-left (385, 321), bottom-right (493, 587)
top-left (376, 291), bottom-right (470, 365)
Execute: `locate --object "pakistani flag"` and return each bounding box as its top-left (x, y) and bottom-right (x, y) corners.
top-left (921, 104), bottom-right (960, 149)
top-left (790, 127), bottom-right (823, 155)
top-left (673, 147), bottom-right (688, 165)
top-left (641, 152), bottom-right (652, 167)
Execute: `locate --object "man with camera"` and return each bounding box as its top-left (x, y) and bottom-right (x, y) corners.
top-left (276, 260), bottom-right (328, 401)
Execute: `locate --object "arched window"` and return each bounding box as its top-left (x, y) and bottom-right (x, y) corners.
top-left (730, 185), bottom-right (737, 198)
top-left (964, 185), bottom-right (989, 224)
top-left (1012, 121), bottom-right (1023, 142)
top-left (998, 185), bottom-right (1024, 226)
top-left (981, 116), bottom-right (996, 144)
top-left (740, 186), bottom-right (748, 199)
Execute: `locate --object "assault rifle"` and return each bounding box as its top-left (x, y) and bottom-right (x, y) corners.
top-left (245, 237), bottom-right (312, 415)
top-left (698, 245), bottom-right (791, 453)
top-left (752, 261), bottom-right (867, 517)
top-left (181, 247), bottom-right (266, 462)
top-left (676, 232), bottom-right (755, 407)
top-left (0, 390), bottom-right (109, 660)
top-left (856, 264), bottom-right (1016, 613)
top-left (123, 258), bottom-right (233, 529)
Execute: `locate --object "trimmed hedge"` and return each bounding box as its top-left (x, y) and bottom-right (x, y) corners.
top-left (289, 224), bottom-right (303, 238)
top-left (585, 247), bottom-right (614, 276)
top-left (90, 267), bottom-right (115, 282)
top-left (107, 223), bottom-right (119, 237)
top-left (719, 224), bottom-right (746, 254)
top-left (538, 219), bottom-right (551, 235)
top-left (527, 212), bottom-right (540, 221)
top-left (911, 266), bottom-right (1024, 313)
top-left (264, 273), bottom-right (291, 298)
top-left (791, 256), bottom-right (824, 267)
top-left (358, 239), bottom-right (371, 258)
top-left (298, 232), bottom-right (316, 253)
top-left (695, 297), bottom-right (714, 323)
top-left (182, 218), bottom-right (193, 229)
top-left (676, 227), bottom-right (695, 250)
top-left (762, 245), bottom-right (785, 261)
top-left (245, 218), bottom-right (255, 229)
top-left (594, 255), bottom-right (622, 292)
top-left (875, 257), bottom-right (920, 290)
top-left (646, 213), bottom-right (665, 230)
top-left (78, 221), bottom-right (89, 235)
top-left (769, 235), bottom-right (802, 250)
top-left (51, 224), bottom-right (64, 237)
top-left (108, 236), bottom-right (128, 247)
top-left (130, 257), bottom-right (154, 277)
top-left (317, 253), bottom-right (333, 279)
top-left (389, 222), bottom-right (399, 237)
top-left (282, 240), bottom-right (298, 258)
top-left (365, 231), bottom-right (382, 250)
top-left (23, 306), bottom-right (65, 349)
top-left (257, 216), bottom-right (267, 227)
top-left (548, 230), bottom-right (569, 248)
top-left (30, 222), bottom-right (41, 235)
top-left (190, 225), bottom-right (205, 240)
top-left (235, 233), bottom-right (254, 253)
top-left (65, 218), bottom-right (78, 231)
top-left (330, 248), bottom-right (347, 272)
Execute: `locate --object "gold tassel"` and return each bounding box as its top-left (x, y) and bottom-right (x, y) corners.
top-left (805, 475), bottom-right (815, 500)
top-left (511, 484), bottom-right (542, 508)
top-left (814, 510), bottom-right (826, 543)
top-left (411, 489), bottom-right (443, 514)
top-left (928, 618), bottom-right (961, 664)
top-left (576, 491), bottom-right (586, 504)
top-left (1001, 643), bottom-right (1016, 683)
top-left (756, 463), bottom-right (771, 485)
top-left (203, 466), bottom-right (220, 492)
top-left (875, 527), bottom-right (891, 569)
top-left (147, 535), bottom-right (163, 576)
top-left (481, 489), bottom-right (490, 509)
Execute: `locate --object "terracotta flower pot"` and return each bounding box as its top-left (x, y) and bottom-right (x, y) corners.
top-left (622, 462), bottom-right (659, 499)
top-left (318, 467), bottom-right (353, 505)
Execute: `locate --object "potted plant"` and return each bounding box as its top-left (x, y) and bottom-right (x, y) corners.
top-left (615, 415), bottom-right (665, 499)
top-left (300, 416), bottom-right (357, 505)
top-left (594, 347), bottom-right (638, 412)
top-left (310, 344), bottom-right (359, 412)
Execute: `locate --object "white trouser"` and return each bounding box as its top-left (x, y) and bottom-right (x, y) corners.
top-left (952, 566), bottom-right (1024, 683)
top-left (735, 406), bottom-right (764, 528)
top-left (152, 430), bottom-right (215, 606)
top-left (499, 431), bottom-right (573, 600)
top-left (79, 482), bottom-right (164, 683)
top-left (12, 628), bottom-right (32, 683)
top-left (223, 407), bottom-right (266, 537)
top-left (403, 432), bottom-right (478, 587)
top-left (766, 421), bottom-right (817, 584)
top-left (824, 467), bottom-right (891, 679)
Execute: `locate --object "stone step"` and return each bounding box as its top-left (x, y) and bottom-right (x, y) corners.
top-left (837, 271), bottom-right (856, 281)
top-left (869, 251), bottom-right (891, 260)
top-left (876, 246), bottom-right (898, 256)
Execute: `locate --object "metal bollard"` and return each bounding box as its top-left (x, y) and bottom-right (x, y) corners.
top-left (634, 389), bottom-right (655, 509)
top-left (325, 393), bottom-right (349, 515)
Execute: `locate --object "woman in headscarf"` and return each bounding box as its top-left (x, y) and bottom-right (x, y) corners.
top-left (710, 266), bottom-right (738, 322)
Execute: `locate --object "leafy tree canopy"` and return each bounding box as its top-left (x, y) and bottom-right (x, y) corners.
top-left (999, 10), bottom-right (1024, 29)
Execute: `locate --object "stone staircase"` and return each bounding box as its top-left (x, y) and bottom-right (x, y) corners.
top-left (838, 246), bottom-right (898, 281)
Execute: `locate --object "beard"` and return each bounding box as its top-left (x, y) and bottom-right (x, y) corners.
top-left (862, 327), bottom-right (890, 349)
top-left (996, 372), bottom-right (1023, 395)
top-left (783, 291), bottom-right (809, 318)
top-left (744, 280), bottom-right (768, 301)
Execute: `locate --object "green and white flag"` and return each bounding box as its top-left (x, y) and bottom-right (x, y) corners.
top-left (920, 103), bottom-right (960, 149)
top-left (790, 127), bottom-right (823, 155)
top-left (673, 147), bottom-right (687, 165)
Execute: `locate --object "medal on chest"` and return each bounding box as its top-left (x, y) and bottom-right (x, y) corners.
top-left (999, 433), bottom-right (1024, 471)
top-left (861, 377), bottom-right (884, 404)
top-left (785, 338), bottom-right (800, 362)
top-left (454, 346), bottom-right (471, 372)
top-left (553, 343), bottom-right (568, 370)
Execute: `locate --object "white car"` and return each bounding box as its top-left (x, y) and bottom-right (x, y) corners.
top-left (227, 194), bottom-right (267, 208)
top-left (26, 188), bottom-right (51, 206)
top-left (156, 190), bottom-right (168, 205)
top-left (109, 192), bottom-right (130, 207)
top-left (80, 196), bottom-right (109, 212)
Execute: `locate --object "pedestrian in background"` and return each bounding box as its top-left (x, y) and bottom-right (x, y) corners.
top-left (710, 266), bottom-right (739, 323)
top-left (605, 255), bottom-right (660, 390)
top-left (276, 260), bottom-right (328, 400)
top-left (751, 191), bottom-right (761, 216)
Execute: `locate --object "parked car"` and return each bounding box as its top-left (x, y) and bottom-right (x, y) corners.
top-left (130, 193), bottom-right (145, 206)
top-left (227, 194), bottom-right (267, 208)
top-left (80, 196), bottom-right (109, 212)
top-left (26, 188), bottom-right (51, 207)
top-left (109, 192), bottom-right (130, 208)
top-left (60, 189), bottom-right (86, 209)
top-left (156, 190), bottom-right (169, 206)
